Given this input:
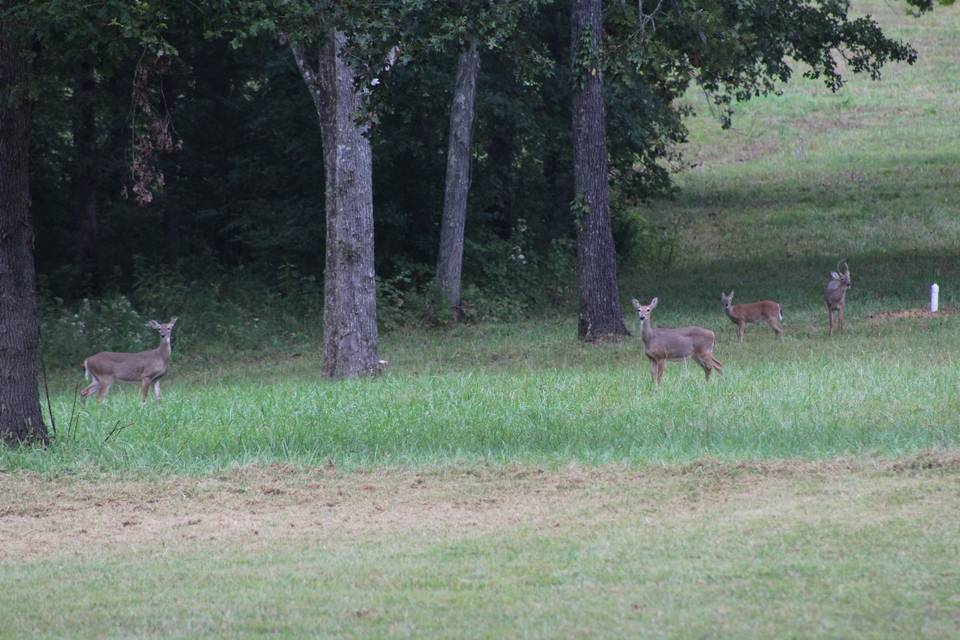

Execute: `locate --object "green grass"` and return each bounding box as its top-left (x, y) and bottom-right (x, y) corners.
top-left (9, 313), bottom-right (960, 474)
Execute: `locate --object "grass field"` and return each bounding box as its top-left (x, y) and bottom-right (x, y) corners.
top-left (2, 1), bottom-right (959, 637)
top-left (2, 461), bottom-right (959, 638)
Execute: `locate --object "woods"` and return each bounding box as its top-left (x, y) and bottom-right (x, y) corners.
top-left (1, 0), bottom-right (935, 439)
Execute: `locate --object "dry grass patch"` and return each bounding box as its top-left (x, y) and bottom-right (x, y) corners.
top-left (3, 458), bottom-right (960, 638)
top-left (4, 457), bottom-right (959, 563)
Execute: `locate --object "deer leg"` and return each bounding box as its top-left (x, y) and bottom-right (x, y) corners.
top-left (770, 318), bottom-right (783, 338)
top-left (657, 360), bottom-right (666, 384)
top-left (839, 305), bottom-right (845, 335)
top-left (695, 355), bottom-right (712, 380)
top-left (153, 381), bottom-right (162, 403)
top-left (710, 354), bottom-right (723, 375)
top-left (649, 359), bottom-right (659, 384)
top-left (737, 322), bottom-right (744, 344)
top-left (97, 378), bottom-right (113, 402)
top-left (827, 304), bottom-right (834, 336)
top-left (80, 379), bottom-right (100, 401)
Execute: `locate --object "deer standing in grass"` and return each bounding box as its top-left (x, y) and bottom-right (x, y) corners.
top-left (720, 291), bottom-right (783, 343)
top-left (824, 259), bottom-right (852, 336)
top-left (80, 318), bottom-right (178, 403)
top-left (631, 298), bottom-right (723, 384)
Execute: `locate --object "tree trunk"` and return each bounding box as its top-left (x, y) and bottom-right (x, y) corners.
top-left (289, 31), bottom-right (379, 378)
top-left (0, 21), bottom-right (48, 444)
top-left (437, 38), bottom-right (481, 317)
top-left (571, 0), bottom-right (629, 341)
top-left (70, 58), bottom-right (99, 291)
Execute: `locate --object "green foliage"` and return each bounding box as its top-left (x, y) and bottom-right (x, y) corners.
top-left (22, 0), bottom-right (945, 333)
top-left (39, 294), bottom-right (152, 368)
top-left (611, 207), bottom-right (679, 270)
top-left (376, 233), bottom-right (576, 329)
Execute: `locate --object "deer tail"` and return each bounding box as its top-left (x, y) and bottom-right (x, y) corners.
top-left (779, 304), bottom-right (783, 321)
top-left (83, 360), bottom-right (90, 381)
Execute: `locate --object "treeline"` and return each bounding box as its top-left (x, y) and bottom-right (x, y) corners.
top-left (1, 0), bottom-right (936, 441)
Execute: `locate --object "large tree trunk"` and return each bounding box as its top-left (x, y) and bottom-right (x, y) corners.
top-left (570, 0), bottom-right (629, 341)
top-left (436, 38), bottom-right (481, 317)
top-left (70, 58), bottom-right (99, 291)
top-left (289, 31), bottom-right (379, 378)
top-left (0, 20), bottom-right (48, 444)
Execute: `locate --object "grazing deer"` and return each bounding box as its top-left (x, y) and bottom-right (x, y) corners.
top-left (824, 259), bottom-right (852, 336)
top-left (631, 298), bottom-right (723, 384)
top-left (720, 291), bottom-right (783, 343)
top-left (80, 318), bottom-right (178, 403)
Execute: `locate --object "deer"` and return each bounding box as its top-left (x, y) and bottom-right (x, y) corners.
top-left (631, 298), bottom-right (723, 385)
top-left (80, 317), bottom-right (178, 403)
top-left (720, 291), bottom-right (783, 343)
top-left (824, 259), bottom-right (852, 336)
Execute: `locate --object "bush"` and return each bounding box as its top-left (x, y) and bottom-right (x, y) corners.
top-left (40, 294), bottom-right (153, 368)
top-left (613, 206), bottom-right (679, 270)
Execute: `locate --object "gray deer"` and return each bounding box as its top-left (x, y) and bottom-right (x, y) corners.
top-left (631, 298), bottom-right (723, 384)
top-left (80, 318), bottom-right (178, 403)
top-left (824, 260), bottom-right (852, 336)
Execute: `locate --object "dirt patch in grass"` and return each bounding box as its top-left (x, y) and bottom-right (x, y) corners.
top-left (2, 456), bottom-right (958, 563)
top-left (868, 307), bottom-right (955, 320)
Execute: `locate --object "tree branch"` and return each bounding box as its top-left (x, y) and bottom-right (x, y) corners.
top-left (280, 29), bottom-right (320, 93)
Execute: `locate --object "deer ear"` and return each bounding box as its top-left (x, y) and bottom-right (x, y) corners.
top-left (650, 297), bottom-right (658, 309)
top-left (830, 271), bottom-right (840, 280)
top-left (631, 298), bottom-right (641, 310)
top-left (730, 290), bottom-right (734, 298)
top-left (147, 320), bottom-right (160, 329)
top-left (169, 316), bottom-right (178, 325)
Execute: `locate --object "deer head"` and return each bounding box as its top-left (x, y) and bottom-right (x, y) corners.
top-left (631, 297), bottom-right (658, 323)
top-left (720, 290), bottom-right (734, 311)
top-left (829, 259), bottom-right (852, 289)
top-left (147, 317), bottom-right (178, 345)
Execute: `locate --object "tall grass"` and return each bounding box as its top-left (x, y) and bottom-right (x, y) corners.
top-left (9, 309), bottom-right (959, 474)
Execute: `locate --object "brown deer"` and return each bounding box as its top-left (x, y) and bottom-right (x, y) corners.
top-left (80, 318), bottom-right (178, 403)
top-left (720, 291), bottom-right (783, 343)
top-left (631, 298), bottom-right (723, 384)
top-left (824, 259), bottom-right (852, 336)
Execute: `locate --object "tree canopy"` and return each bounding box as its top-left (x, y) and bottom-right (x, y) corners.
top-left (6, 1), bottom-right (931, 333)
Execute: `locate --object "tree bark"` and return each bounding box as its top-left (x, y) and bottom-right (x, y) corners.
top-left (0, 19), bottom-right (48, 444)
top-left (437, 38), bottom-right (481, 317)
top-left (289, 31), bottom-right (379, 378)
top-left (571, 0), bottom-right (629, 341)
top-left (70, 58), bottom-right (99, 291)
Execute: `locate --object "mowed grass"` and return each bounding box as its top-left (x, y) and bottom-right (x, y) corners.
top-left (5, 0), bottom-right (960, 475)
top-left (2, 465), bottom-right (959, 639)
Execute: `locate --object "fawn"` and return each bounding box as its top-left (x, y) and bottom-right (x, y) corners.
top-left (824, 259), bottom-right (852, 335)
top-left (720, 291), bottom-right (783, 343)
top-left (80, 318), bottom-right (178, 403)
top-left (631, 298), bottom-right (723, 384)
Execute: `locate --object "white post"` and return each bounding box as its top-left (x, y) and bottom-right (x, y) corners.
top-left (930, 283), bottom-right (939, 313)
